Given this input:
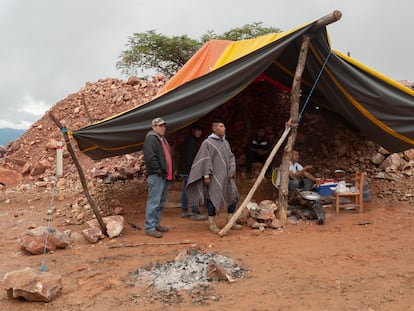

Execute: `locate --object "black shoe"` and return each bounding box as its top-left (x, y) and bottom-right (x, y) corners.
top-left (156, 225), bottom-right (169, 232)
top-left (145, 230), bottom-right (162, 238)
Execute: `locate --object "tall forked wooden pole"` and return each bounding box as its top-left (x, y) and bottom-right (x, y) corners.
top-left (221, 10), bottom-right (342, 236)
top-left (49, 112), bottom-right (109, 237)
top-left (277, 35), bottom-right (311, 223)
top-left (278, 10), bottom-right (342, 223)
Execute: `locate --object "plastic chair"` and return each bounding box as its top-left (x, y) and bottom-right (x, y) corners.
top-left (333, 172), bottom-right (366, 214)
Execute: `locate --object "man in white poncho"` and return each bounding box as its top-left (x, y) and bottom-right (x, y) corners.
top-left (186, 120), bottom-right (242, 233)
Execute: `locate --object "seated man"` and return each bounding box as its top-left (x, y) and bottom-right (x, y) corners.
top-left (246, 126), bottom-right (271, 176)
top-left (276, 149), bottom-right (320, 195)
top-left (287, 150), bottom-right (319, 193)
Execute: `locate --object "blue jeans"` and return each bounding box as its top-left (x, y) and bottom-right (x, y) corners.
top-left (145, 174), bottom-right (169, 231)
top-left (206, 200), bottom-right (236, 216)
top-left (181, 175), bottom-right (201, 214)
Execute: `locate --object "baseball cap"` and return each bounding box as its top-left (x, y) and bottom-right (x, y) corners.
top-left (152, 117), bottom-right (167, 126)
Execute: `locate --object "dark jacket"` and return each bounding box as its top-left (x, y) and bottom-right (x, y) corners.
top-left (143, 130), bottom-right (174, 178)
top-left (177, 134), bottom-right (200, 175)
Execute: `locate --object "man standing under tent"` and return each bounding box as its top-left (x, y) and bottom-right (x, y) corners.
top-left (177, 124), bottom-right (208, 221)
top-left (143, 117), bottom-right (173, 238)
top-left (186, 120), bottom-right (242, 233)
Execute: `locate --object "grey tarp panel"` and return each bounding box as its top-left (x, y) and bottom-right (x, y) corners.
top-left (72, 22), bottom-right (414, 160)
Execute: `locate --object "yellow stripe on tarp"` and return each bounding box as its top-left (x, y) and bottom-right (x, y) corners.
top-left (311, 46), bottom-right (414, 145)
top-left (212, 20), bottom-right (314, 70)
top-left (81, 141), bottom-right (144, 153)
top-left (334, 50), bottom-right (414, 96)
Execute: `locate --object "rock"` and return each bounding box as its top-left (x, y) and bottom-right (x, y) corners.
top-left (30, 160), bottom-right (50, 176)
top-left (249, 200), bottom-right (277, 220)
top-left (3, 267), bottom-right (62, 302)
top-left (371, 152), bottom-right (385, 165)
top-left (45, 139), bottom-right (58, 150)
top-left (82, 227), bottom-right (104, 243)
top-left (0, 167), bottom-right (22, 187)
top-left (269, 218), bottom-right (284, 229)
top-left (207, 260), bottom-right (235, 282)
top-left (0, 145), bottom-right (7, 157)
top-left (378, 147), bottom-right (390, 155)
top-left (20, 226), bottom-right (70, 255)
top-left (87, 215), bottom-right (125, 238)
top-left (21, 162), bottom-right (31, 175)
top-left (380, 153), bottom-right (405, 172)
top-left (127, 76), bottom-right (140, 86)
top-left (403, 149), bottom-right (414, 161)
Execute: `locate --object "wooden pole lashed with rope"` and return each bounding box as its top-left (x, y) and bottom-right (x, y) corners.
top-left (277, 35), bottom-right (311, 223)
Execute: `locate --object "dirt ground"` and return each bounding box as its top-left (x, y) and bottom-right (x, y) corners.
top-left (0, 177), bottom-right (413, 311)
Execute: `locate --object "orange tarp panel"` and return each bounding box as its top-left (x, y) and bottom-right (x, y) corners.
top-left (156, 40), bottom-right (231, 97)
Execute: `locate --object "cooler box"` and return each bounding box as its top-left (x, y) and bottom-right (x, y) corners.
top-left (316, 179), bottom-right (338, 197)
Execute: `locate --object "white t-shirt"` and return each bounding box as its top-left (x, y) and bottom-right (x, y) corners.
top-left (289, 162), bottom-right (303, 175)
top-left (276, 161), bottom-right (303, 186)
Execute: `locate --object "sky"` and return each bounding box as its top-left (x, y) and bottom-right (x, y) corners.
top-left (0, 0), bottom-right (413, 130)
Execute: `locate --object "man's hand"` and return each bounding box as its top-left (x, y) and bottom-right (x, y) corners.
top-left (227, 172), bottom-right (234, 179)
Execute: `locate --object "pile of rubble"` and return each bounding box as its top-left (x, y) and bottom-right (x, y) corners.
top-left (0, 75), bottom-right (413, 204)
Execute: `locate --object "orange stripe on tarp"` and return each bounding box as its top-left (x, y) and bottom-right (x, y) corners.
top-left (156, 40), bottom-right (232, 97)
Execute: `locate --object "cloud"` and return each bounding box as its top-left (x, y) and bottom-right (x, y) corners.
top-left (17, 95), bottom-right (50, 116)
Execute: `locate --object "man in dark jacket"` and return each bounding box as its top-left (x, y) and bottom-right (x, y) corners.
top-left (246, 126), bottom-right (271, 177)
top-left (143, 117), bottom-right (174, 238)
top-left (177, 124), bottom-right (207, 221)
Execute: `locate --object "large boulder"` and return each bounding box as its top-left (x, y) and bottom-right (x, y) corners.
top-left (0, 167), bottom-right (22, 187)
top-left (3, 267), bottom-right (62, 302)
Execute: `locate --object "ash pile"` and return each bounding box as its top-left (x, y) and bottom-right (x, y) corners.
top-left (127, 248), bottom-right (245, 291)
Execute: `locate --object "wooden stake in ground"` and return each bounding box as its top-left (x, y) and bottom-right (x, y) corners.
top-left (277, 35), bottom-right (311, 224)
top-left (49, 112), bottom-right (108, 237)
top-left (218, 124), bottom-right (291, 237)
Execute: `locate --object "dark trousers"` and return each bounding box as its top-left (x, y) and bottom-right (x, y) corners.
top-left (207, 199), bottom-right (236, 216)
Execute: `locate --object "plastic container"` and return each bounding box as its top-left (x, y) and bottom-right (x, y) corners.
top-left (315, 180), bottom-right (338, 197)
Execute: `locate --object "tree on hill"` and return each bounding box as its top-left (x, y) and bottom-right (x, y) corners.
top-left (116, 22), bottom-right (281, 78)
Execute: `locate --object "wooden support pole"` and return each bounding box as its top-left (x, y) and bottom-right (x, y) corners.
top-left (313, 10), bottom-right (342, 29)
top-left (278, 35), bottom-right (311, 224)
top-left (218, 125), bottom-right (291, 237)
top-left (49, 112), bottom-right (108, 237)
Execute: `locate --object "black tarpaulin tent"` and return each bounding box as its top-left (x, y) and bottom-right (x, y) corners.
top-left (72, 15), bottom-right (414, 160)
